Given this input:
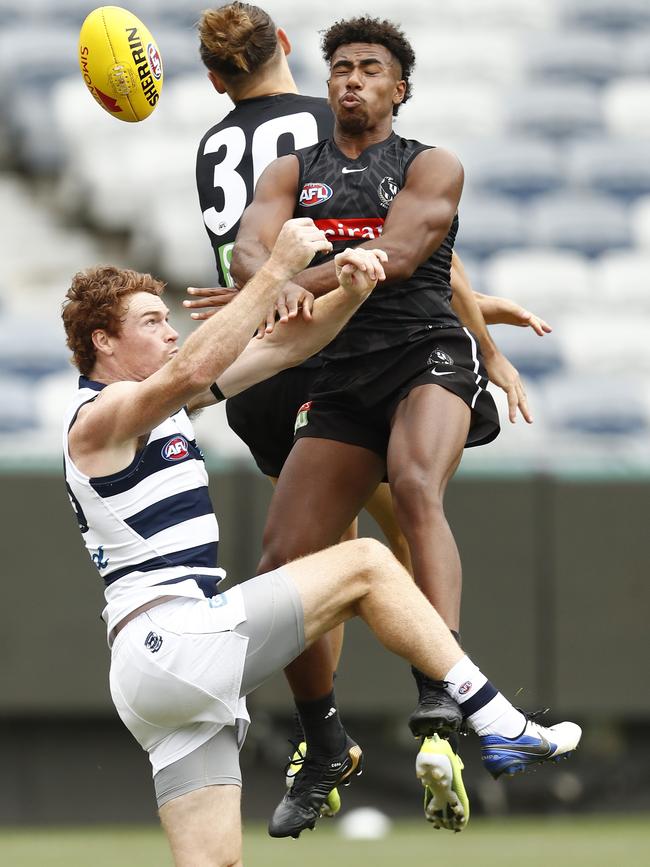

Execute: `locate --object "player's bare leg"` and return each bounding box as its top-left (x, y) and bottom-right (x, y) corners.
top-left (260, 438), bottom-right (384, 695)
top-left (365, 481), bottom-right (413, 574)
top-left (269, 539), bottom-right (581, 837)
top-left (259, 437), bottom-right (384, 765)
top-left (269, 473), bottom-right (354, 669)
top-left (159, 784), bottom-right (242, 867)
top-left (387, 384), bottom-right (470, 738)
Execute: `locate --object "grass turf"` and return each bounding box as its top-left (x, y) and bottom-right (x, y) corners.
top-left (0, 816), bottom-right (648, 866)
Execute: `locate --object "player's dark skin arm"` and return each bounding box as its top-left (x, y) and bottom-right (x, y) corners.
top-left (232, 147), bottom-right (462, 294)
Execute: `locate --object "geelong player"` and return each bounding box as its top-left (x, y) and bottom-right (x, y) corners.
top-left (61, 220), bottom-right (580, 865)
top-left (229, 14), bottom-right (543, 836)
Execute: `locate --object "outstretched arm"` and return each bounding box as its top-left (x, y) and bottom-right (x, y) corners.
top-left (293, 147), bottom-right (464, 296)
top-left (452, 253), bottom-right (551, 336)
top-left (212, 248), bottom-right (387, 400)
top-left (449, 260), bottom-right (531, 424)
top-left (69, 219), bottom-right (332, 471)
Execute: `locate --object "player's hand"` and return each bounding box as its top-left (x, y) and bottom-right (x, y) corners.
top-left (335, 248), bottom-right (388, 299)
top-left (255, 282), bottom-right (315, 338)
top-left (266, 217), bottom-right (333, 280)
top-left (478, 294), bottom-right (552, 336)
top-left (484, 351), bottom-right (532, 424)
top-left (183, 286), bottom-right (239, 321)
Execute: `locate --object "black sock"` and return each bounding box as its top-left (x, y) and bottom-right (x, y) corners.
top-left (295, 689), bottom-right (346, 756)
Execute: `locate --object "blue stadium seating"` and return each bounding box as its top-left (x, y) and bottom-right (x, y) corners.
top-left (523, 31), bottom-right (623, 87)
top-left (567, 139), bottom-right (650, 200)
top-left (527, 192), bottom-right (631, 256)
top-left (455, 197), bottom-right (526, 259)
top-left (458, 138), bottom-right (565, 199)
top-left (505, 84), bottom-right (604, 139)
top-left (560, 0), bottom-right (650, 33)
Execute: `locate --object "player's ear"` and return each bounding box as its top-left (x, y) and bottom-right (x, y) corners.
top-left (393, 79), bottom-right (406, 108)
top-left (207, 70), bottom-right (227, 94)
top-left (277, 27), bottom-right (291, 56)
top-left (92, 330), bottom-right (113, 358)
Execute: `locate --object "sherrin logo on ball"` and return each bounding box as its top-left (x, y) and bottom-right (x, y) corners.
top-left (78, 6), bottom-right (163, 122)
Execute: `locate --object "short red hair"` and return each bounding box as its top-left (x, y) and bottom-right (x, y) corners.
top-left (62, 265), bottom-right (165, 376)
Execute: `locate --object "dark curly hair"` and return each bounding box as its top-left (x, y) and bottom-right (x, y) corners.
top-left (62, 265), bottom-right (165, 376)
top-left (321, 16), bottom-right (415, 115)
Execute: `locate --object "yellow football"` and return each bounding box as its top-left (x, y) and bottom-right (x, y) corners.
top-left (78, 6), bottom-right (163, 122)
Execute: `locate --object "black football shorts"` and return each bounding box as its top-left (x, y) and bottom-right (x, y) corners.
top-left (226, 364), bottom-right (317, 477)
top-left (293, 327), bottom-right (500, 459)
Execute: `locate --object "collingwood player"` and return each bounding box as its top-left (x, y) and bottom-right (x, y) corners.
top-left (230, 14), bottom-right (540, 836)
top-left (190, 3), bottom-right (553, 832)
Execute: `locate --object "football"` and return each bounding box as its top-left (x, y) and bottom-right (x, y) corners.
top-left (78, 6), bottom-right (163, 122)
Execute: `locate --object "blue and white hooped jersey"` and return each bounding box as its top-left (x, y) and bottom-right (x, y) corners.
top-left (63, 376), bottom-right (225, 642)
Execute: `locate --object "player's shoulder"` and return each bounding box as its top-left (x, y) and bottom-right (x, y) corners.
top-left (401, 138), bottom-right (463, 175)
top-left (197, 101), bottom-right (241, 141)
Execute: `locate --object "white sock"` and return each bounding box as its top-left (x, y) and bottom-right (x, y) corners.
top-left (444, 656), bottom-right (525, 738)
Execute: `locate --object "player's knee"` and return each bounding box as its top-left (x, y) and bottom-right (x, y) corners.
top-left (346, 537), bottom-right (395, 586)
top-left (391, 471), bottom-right (445, 524)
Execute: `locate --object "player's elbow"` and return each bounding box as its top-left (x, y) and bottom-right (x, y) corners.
top-left (388, 248), bottom-right (420, 281)
top-left (230, 238), bottom-right (261, 287)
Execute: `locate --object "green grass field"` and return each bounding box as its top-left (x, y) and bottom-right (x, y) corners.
top-left (1, 816), bottom-right (648, 867)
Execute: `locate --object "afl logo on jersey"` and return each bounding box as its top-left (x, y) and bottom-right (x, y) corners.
top-left (378, 176), bottom-right (399, 209)
top-left (300, 183), bottom-right (333, 207)
top-left (162, 436), bottom-right (189, 461)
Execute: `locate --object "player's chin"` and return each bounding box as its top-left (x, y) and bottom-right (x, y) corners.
top-left (336, 109), bottom-right (370, 135)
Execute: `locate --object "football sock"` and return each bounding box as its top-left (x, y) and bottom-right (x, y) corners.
top-left (443, 656), bottom-right (526, 738)
top-left (412, 630), bottom-right (461, 697)
top-left (295, 689), bottom-right (347, 756)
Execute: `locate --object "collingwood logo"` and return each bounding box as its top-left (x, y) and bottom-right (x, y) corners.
top-left (378, 176), bottom-right (399, 209)
top-left (428, 348), bottom-right (454, 366)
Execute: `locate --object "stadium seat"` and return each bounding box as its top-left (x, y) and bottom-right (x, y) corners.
top-left (526, 192), bottom-right (631, 257)
top-left (631, 196), bottom-right (650, 249)
top-left (0, 26), bottom-right (78, 171)
top-left (504, 84), bottom-right (603, 139)
top-left (603, 78), bottom-right (650, 137)
top-left (490, 324), bottom-right (566, 382)
top-left (621, 33), bottom-right (650, 77)
top-left (398, 82), bottom-right (505, 141)
top-left (566, 139), bottom-right (650, 200)
top-left (559, 0), bottom-right (650, 32)
top-left (129, 185), bottom-right (218, 287)
top-left (451, 0), bottom-right (556, 30)
top-left (457, 138), bottom-right (565, 199)
top-left (594, 251), bottom-right (650, 311)
top-left (0, 374), bottom-right (37, 433)
top-left (559, 314), bottom-right (650, 374)
top-left (483, 249), bottom-right (592, 317)
top-left (34, 369), bottom-right (79, 436)
top-left (0, 314), bottom-right (69, 378)
top-left (544, 372), bottom-right (649, 438)
top-left (411, 29), bottom-right (521, 86)
top-left (455, 196), bottom-right (526, 259)
top-left (522, 31), bottom-right (622, 87)
top-left (149, 29), bottom-right (204, 79)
